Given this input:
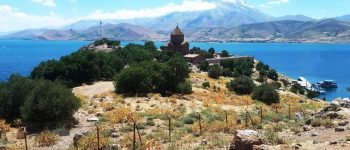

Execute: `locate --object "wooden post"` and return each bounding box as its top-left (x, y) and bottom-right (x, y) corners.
top-left (167, 115), bottom-right (171, 142)
top-left (224, 111), bottom-right (228, 123)
top-left (24, 128), bottom-right (28, 150)
top-left (288, 104), bottom-right (291, 119)
top-left (96, 124), bottom-right (100, 150)
top-left (247, 111), bottom-right (254, 127)
top-left (133, 121), bottom-right (136, 150)
top-left (245, 111), bottom-right (248, 128)
top-left (260, 107), bottom-right (263, 125)
top-left (136, 124), bottom-right (142, 148)
top-left (197, 112), bottom-right (202, 135)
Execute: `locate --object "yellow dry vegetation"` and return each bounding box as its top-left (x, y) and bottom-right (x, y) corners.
top-left (107, 107), bottom-right (140, 124)
top-left (34, 130), bottom-right (58, 147)
top-left (0, 119), bottom-right (10, 132)
top-left (71, 132), bottom-right (108, 150)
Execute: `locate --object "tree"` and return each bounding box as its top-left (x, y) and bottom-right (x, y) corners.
top-left (220, 60), bottom-right (234, 70)
top-left (198, 61), bottom-right (209, 71)
top-left (208, 47), bottom-right (216, 58)
top-left (114, 67), bottom-right (152, 95)
top-left (307, 90), bottom-right (320, 99)
top-left (21, 80), bottom-right (81, 123)
top-left (267, 69), bottom-right (279, 81)
top-left (226, 77), bottom-right (255, 95)
top-left (0, 75), bottom-right (34, 122)
top-left (220, 50), bottom-right (230, 57)
top-left (290, 83), bottom-right (305, 95)
top-left (252, 84), bottom-right (280, 104)
top-left (256, 62), bottom-right (269, 71)
top-left (208, 64), bottom-right (222, 79)
top-left (222, 68), bottom-right (234, 77)
top-left (233, 59), bottom-right (254, 77)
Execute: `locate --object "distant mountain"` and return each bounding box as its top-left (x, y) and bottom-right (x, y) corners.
top-left (335, 15), bottom-right (350, 22)
top-left (274, 15), bottom-right (316, 22)
top-left (64, 1), bottom-right (272, 32)
top-left (3, 24), bottom-right (164, 41)
top-left (187, 19), bottom-right (350, 43)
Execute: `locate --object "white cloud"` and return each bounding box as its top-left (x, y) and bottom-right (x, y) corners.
top-left (32, 0), bottom-right (56, 7)
top-left (86, 0), bottom-right (216, 20)
top-left (0, 5), bottom-right (74, 32)
top-left (260, 0), bottom-right (289, 8)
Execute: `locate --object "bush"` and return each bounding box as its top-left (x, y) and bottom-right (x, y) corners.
top-left (114, 67), bottom-right (152, 95)
top-left (21, 80), bottom-right (81, 123)
top-left (182, 117), bottom-right (195, 124)
top-left (226, 77), bottom-right (255, 95)
top-left (202, 82), bottom-right (210, 89)
top-left (176, 80), bottom-right (193, 94)
top-left (252, 84), bottom-right (280, 104)
top-left (208, 64), bottom-right (222, 79)
top-left (290, 83), bottom-right (305, 95)
top-left (220, 50), bottom-right (230, 57)
top-left (233, 59), bottom-right (254, 77)
top-left (34, 130), bottom-right (58, 147)
top-left (222, 68), bottom-right (233, 77)
top-left (267, 69), bottom-right (279, 81)
top-left (198, 61), bottom-right (209, 71)
top-left (307, 90), bottom-right (320, 99)
top-left (0, 75), bottom-right (80, 124)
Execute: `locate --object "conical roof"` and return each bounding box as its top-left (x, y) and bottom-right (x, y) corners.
top-left (171, 25), bottom-right (184, 36)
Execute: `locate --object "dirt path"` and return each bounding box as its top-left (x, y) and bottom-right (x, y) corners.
top-left (72, 81), bottom-right (114, 98)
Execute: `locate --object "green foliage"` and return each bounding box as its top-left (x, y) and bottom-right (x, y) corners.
top-left (233, 59), bottom-right (254, 77)
top-left (290, 83), bottom-right (305, 95)
top-left (0, 75), bottom-right (34, 122)
top-left (202, 82), bottom-right (210, 89)
top-left (189, 47), bottom-right (211, 58)
top-left (220, 60), bottom-right (234, 69)
top-left (256, 62), bottom-right (270, 71)
top-left (220, 50), bottom-right (230, 57)
top-left (307, 90), bottom-right (320, 99)
top-left (31, 50), bottom-right (124, 87)
top-left (226, 76), bottom-right (255, 95)
top-left (208, 64), bottom-right (222, 79)
top-left (93, 38), bottom-right (120, 47)
top-left (252, 84), bottom-right (280, 104)
top-left (198, 61), bottom-right (209, 71)
top-left (182, 117), bottom-right (195, 124)
top-left (114, 56), bottom-right (190, 95)
top-left (270, 82), bottom-right (282, 89)
top-left (21, 80), bottom-right (81, 123)
top-left (176, 80), bottom-right (193, 95)
top-left (208, 47), bottom-right (216, 58)
top-left (0, 75), bottom-right (80, 124)
top-left (221, 68), bottom-right (234, 77)
top-left (267, 69), bottom-right (279, 81)
top-left (114, 66), bottom-right (152, 95)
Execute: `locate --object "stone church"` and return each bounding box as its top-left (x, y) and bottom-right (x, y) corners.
top-left (161, 25), bottom-right (190, 55)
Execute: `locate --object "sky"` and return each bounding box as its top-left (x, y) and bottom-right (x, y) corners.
top-left (0, 0), bottom-right (350, 32)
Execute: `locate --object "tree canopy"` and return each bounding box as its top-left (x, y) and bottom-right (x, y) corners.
top-left (226, 76), bottom-right (255, 95)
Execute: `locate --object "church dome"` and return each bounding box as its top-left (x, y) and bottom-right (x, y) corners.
top-left (171, 25), bottom-right (184, 36)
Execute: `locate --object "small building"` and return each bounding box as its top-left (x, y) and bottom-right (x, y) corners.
top-left (184, 54), bottom-right (204, 64)
top-left (161, 25), bottom-right (190, 55)
top-left (206, 56), bottom-right (254, 64)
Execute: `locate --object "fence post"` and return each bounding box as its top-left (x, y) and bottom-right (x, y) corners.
top-left (260, 107), bottom-right (263, 125)
top-left (133, 121), bottom-right (136, 150)
top-left (245, 110), bottom-right (248, 128)
top-left (167, 115), bottom-right (171, 142)
top-left (96, 124), bottom-right (100, 150)
top-left (197, 112), bottom-right (202, 135)
top-left (224, 111), bottom-right (228, 123)
top-left (136, 124), bottom-right (142, 148)
top-left (24, 127), bottom-right (28, 150)
top-left (288, 104), bottom-right (291, 119)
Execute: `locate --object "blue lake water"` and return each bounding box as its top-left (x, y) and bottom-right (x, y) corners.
top-left (0, 40), bottom-right (349, 100)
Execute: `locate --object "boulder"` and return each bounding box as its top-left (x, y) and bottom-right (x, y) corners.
top-left (335, 127), bottom-right (345, 132)
top-left (230, 130), bottom-right (263, 150)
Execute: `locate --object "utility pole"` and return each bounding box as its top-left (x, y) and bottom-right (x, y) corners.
top-left (99, 20), bottom-right (102, 39)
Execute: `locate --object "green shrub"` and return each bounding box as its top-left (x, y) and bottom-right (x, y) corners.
top-left (208, 64), bottom-right (222, 79)
top-left (220, 50), bottom-right (230, 57)
top-left (114, 67), bottom-right (152, 95)
top-left (21, 80), bottom-right (81, 123)
top-left (202, 82), bottom-right (210, 89)
top-left (176, 80), bottom-right (193, 94)
top-left (198, 61), bottom-right (209, 71)
top-left (252, 84), bottom-right (280, 104)
top-left (307, 90), bottom-right (320, 99)
top-left (226, 76), bottom-right (255, 95)
top-left (267, 69), bottom-right (279, 81)
top-left (222, 68), bottom-right (233, 77)
top-left (290, 83), bottom-right (305, 95)
top-left (182, 117), bottom-right (195, 124)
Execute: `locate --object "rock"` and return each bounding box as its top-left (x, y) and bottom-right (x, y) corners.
top-left (111, 144), bottom-right (119, 150)
top-left (111, 132), bottom-right (119, 138)
top-left (230, 130), bottom-right (263, 150)
top-left (335, 127), bottom-right (345, 132)
top-left (202, 139), bottom-right (208, 145)
top-left (295, 112), bottom-right (303, 121)
top-left (338, 121), bottom-right (349, 126)
top-left (293, 143), bottom-right (302, 149)
top-left (303, 125), bottom-right (312, 131)
top-left (330, 141), bottom-right (338, 145)
top-left (326, 112), bottom-right (341, 119)
top-left (313, 141), bottom-right (320, 144)
top-left (311, 133), bottom-right (318, 137)
top-left (87, 117), bottom-right (99, 122)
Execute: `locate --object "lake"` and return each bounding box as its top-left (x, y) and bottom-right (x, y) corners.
top-left (0, 40), bottom-right (349, 100)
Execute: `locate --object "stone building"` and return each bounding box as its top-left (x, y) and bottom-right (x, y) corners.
top-left (161, 25), bottom-right (189, 55)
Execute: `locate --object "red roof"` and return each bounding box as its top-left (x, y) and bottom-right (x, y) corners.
top-left (171, 25), bottom-right (184, 36)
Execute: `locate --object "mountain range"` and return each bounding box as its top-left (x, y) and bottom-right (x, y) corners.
top-left (2, 1), bottom-right (350, 43)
